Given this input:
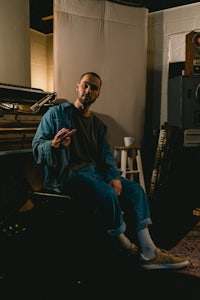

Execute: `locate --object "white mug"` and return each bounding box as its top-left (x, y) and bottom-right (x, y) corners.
top-left (124, 136), bottom-right (135, 147)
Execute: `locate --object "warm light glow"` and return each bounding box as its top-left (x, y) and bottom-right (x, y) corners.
top-left (41, 15), bottom-right (53, 21)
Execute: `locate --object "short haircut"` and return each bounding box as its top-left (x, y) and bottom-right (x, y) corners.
top-left (80, 72), bottom-right (102, 87)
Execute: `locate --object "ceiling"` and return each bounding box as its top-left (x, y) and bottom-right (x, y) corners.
top-left (29, 0), bottom-right (200, 34)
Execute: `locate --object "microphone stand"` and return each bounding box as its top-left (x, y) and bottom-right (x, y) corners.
top-left (30, 92), bottom-right (57, 113)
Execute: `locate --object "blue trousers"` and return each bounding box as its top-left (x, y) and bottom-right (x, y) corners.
top-left (64, 164), bottom-right (152, 237)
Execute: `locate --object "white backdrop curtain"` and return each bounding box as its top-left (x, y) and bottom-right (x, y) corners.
top-left (54, 0), bottom-right (148, 147)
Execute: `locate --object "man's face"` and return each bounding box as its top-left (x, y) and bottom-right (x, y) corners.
top-left (76, 74), bottom-right (101, 108)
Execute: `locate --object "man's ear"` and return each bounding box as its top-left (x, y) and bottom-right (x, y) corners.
top-left (76, 83), bottom-right (79, 92)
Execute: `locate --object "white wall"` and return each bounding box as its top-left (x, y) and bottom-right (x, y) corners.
top-left (30, 29), bottom-right (53, 92)
top-left (148, 3), bottom-right (200, 130)
top-left (46, 34), bottom-right (54, 92)
top-left (0, 0), bottom-right (30, 86)
top-left (0, 0), bottom-right (53, 91)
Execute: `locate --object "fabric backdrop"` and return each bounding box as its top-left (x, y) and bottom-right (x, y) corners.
top-left (54, 0), bottom-right (147, 147)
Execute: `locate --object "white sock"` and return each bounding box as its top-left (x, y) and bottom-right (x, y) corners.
top-left (137, 227), bottom-right (157, 259)
top-left (117, 233), bottom-right (132, 250)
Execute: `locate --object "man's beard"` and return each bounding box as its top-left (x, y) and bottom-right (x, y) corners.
top-left (79, 96), bottom-right (96, 109)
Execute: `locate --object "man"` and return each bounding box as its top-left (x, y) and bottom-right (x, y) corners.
top-left (32, 72), bottom-right (189, 270)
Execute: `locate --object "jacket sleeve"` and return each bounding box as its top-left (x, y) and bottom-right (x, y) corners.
top-left (32, 109), bottom-right (57, 167)
top-left (32, 104), bottom-right (72, 168)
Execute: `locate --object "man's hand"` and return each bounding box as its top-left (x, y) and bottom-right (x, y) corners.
top-left (109, 179), bottom-right (122, 196)
top-left (51, 128), bottom-right (77, 148)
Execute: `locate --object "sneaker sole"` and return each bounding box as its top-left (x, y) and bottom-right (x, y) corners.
top-left (140, 260), bottom-right (190, 270)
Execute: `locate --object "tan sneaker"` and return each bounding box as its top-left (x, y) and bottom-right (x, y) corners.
top-left (128, 243), bottom-right (139, 256)
top-left (139, 248), bottom-right (189, 270)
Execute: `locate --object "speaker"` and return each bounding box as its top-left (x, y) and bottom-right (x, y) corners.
top-left (185, 31), bottom-right (200, 76)
top-left (168, 75), bottom-right (200, 129)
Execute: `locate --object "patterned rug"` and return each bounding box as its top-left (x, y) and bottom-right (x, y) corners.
top-left (169, 221), bottom-right (200, 278)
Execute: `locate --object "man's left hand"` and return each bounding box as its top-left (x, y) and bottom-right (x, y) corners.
top-left (109, 179), bottom-right (122, 196)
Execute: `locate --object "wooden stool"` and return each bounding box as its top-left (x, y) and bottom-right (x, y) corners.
top-left (113, 145), bottom-right (146, 192)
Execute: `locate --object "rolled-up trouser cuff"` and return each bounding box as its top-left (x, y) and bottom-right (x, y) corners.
top-left (107, 217), bottom-right (152, 237)
top-left (107, 221), bottom-right (126, 237)
top-left (137, 217), bottom-right (152, 232)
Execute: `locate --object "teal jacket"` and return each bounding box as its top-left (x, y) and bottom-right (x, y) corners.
top-left (32, 102), bottom-right (121, 193)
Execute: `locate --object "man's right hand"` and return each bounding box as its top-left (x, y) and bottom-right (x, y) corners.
top-left (51, 128), bottom-right (77, 148)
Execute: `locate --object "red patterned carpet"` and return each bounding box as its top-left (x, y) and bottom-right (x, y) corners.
top-left (169, 221), bottom-right (200, 278)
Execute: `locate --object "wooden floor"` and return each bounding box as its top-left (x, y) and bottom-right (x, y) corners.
top-left (1, 201), bottom-right (200, 300)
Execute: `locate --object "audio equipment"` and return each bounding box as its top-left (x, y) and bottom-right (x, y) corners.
top-left (168, 75), bottom-right (200, 130)
top-left (185, 31), bottom-right (200, 76)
